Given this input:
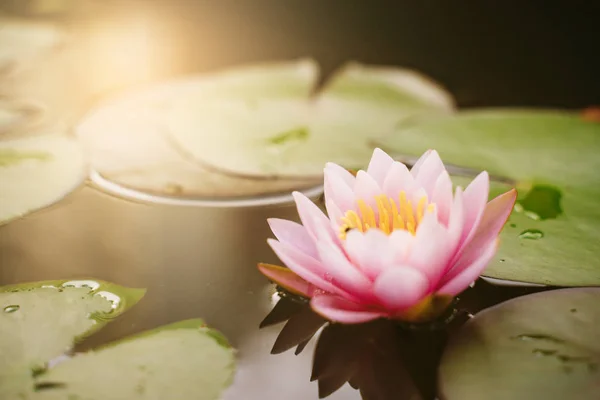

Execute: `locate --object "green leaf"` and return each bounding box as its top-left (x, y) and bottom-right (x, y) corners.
top-left (376, 109), bottom-right (600, 286)
top-left (0, 149), bottom-right (52, 166)
top-left (0, 280), bottom-right (144, 399)
top-left (34, 319), bottom-right (236, 400)
top-left (194, 58), bottom-right (319, 99)
top-left (75, 60), bottom-right (323, 201)
top-left (267, 126), bottom-right (310, 145)
top-left (320, 62), bottom-right (455, 110)
top-left (439, 288), bottom-right (600, 400)
top-left (166, 61), bottom-right (455, 180)
top-left (0, 134), bottom-right (87, 225)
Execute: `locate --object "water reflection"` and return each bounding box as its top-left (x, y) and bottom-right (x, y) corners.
top-left (261, 281), bottom-right (554, 399)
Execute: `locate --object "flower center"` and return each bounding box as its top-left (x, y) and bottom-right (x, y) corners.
top-left (339, 191), bottom-right (435, 238)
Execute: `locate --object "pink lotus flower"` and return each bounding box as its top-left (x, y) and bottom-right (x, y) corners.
top-left (259, 149), bottom-right (517, 324)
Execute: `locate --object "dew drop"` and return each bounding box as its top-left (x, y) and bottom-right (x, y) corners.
top-left (519, 229), bottom-right (544, 240)
top-left (524, 211), bottom-right (541, 221)
top-left (513, 334), bottom-right (565, 344)
top-left (532, 348), bottom-right (557, 357)
top-left (270, 291), bottom-right (281, 305)
top-left (324, 273), bottom-right (333, 282)
top-left (94, 291), bottom-right (121, 310)
top-left (62, 280), bottom-right (100, 291)
top-left (3, 304), bottom-right (19, 313)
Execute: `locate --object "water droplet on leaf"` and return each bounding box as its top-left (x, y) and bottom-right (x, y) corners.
top-left (94, 291), bottom-right (121, 310)
top-left (532, 349), bottom-right (557, 357)
top-left (62, 280), bottom-right (100, 291)
top-left (519, 229), bottom-right (544, 240)
top-left (513, 334), bottom-right (565, 344)
top-left (3, 304), bottom-right (19, 313)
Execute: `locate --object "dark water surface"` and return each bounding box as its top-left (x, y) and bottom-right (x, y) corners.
top-left (0, 187), bottom-right (361, 399)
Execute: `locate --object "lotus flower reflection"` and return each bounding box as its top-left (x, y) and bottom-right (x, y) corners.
top-left (259, 149), bottom-right (517, 324)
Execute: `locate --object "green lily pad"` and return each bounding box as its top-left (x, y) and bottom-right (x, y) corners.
top-left (0, 134), bottom-right (87, 225)
top-left (321, 62), bottom-right (455, 110)
top-left (192, 58), bottom-right (319, 99)
top-left (167, 60), bottom-right (454, 179)
top-left (439, 288), bottom-right (600, 400)
top-left (0, 280), bottom-right (145, 399)
top-left (376, 109), bottom-right (600, 286)
top-left (34, 319), bottom-right (236, 400)
top-left (75, 61), bottom-right (323, 202)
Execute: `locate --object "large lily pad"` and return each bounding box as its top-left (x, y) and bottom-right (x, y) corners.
top-left (376, 109), bottom-right (600, 286)
top-left (439, 288), bottom-right (600, 400)
top-left (0, 279), bottom-right (145, 399)
top-left (34, 319), bottom-right (236, 400)
top-left (167, 60), bottom-right (454, 179)
top-left (0, 134), bottom-right (87, 225)
top-left (76, 60), bottom-right (323, 203)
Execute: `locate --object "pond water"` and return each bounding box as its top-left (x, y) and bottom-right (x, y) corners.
top-left (0, 182), bottom-right (554, 400)
top-left (1, 2), bottom-right (599, 400)
top-left (0, 186), bottom-right (361, 399)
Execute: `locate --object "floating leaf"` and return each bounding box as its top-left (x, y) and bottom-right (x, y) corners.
top-left (439, 288), bottom-right (600, 400)
top-left (320, 62), bottom-right (455, 110)
top-left (167, 61), bottom-right (454, 180)
top-left (0, 280), bottom-right (144, 399)
top-left (189, 58), bottom-right (319, 99)
top-left (76, 60), bottom-right (322, 203)
top-left (0, 134), bottom-right (87, 225)
top-left (377, 109), bottom-right (600, 286)
top-left (34, 319), bottom-right (236, 400)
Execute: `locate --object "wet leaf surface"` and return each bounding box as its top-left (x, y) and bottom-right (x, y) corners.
top-left (377, 109), bottom-right (600, 286)
top-left (0, 280), bottom-right (144, 399)
top-left (439, 288), bottom-right (600, 400)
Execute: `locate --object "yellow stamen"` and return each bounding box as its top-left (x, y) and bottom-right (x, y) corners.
top-left (376, 195), bottom-right (391, 234)
top-left (338, 190), bottom-right (435, 239)
top-left (358, 200), bottom-right (376, 230)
